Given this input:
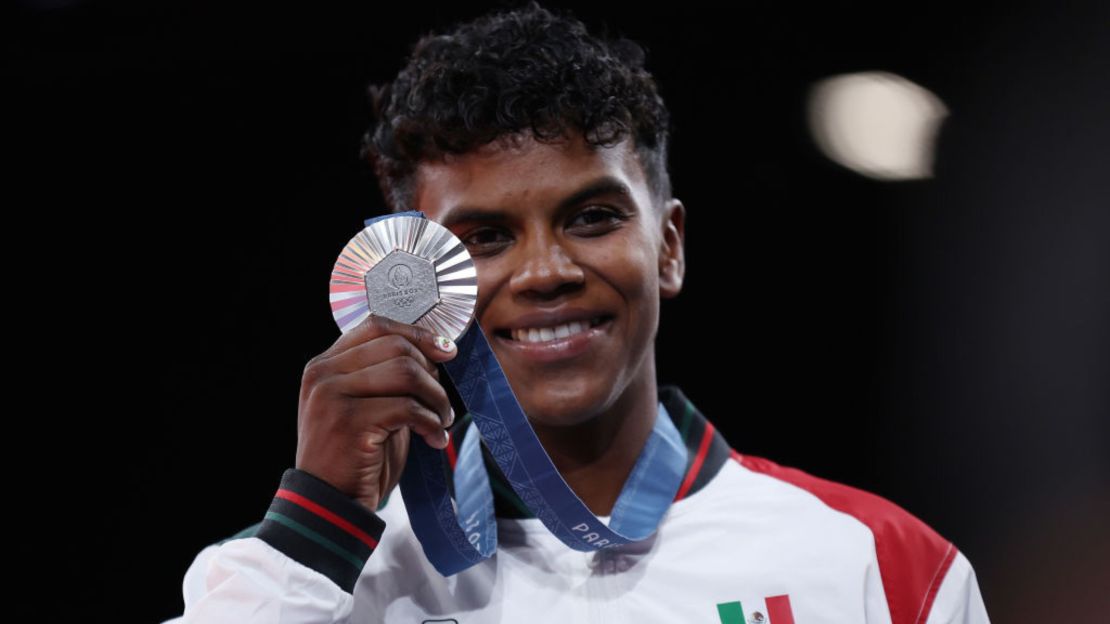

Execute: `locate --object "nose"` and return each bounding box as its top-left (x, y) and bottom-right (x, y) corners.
top-left (508, 232), bottom-right (585, 300)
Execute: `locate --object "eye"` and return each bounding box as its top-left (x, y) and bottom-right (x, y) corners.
top-left (568, 206), bottom-right (626, 231)
top-left (460, 227), bottom-right (512, 255)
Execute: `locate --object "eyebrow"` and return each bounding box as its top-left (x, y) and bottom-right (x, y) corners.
top-left (439, 176), bottom-right (634, 229)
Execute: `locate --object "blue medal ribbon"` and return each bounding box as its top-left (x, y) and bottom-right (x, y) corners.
top-left (366, 212), bottom-right (687, 576)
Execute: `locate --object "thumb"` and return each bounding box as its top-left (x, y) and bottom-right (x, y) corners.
top-left (428, 334), bottom-right (458, 361)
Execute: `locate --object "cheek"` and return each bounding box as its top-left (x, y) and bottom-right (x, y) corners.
top-left (601, 246), bottom-right (660, 339)
top-left (592, 237), bottom-right (655, 284)
top-left (471, 259), bottom-right (510, 323)
top-left (474, 274), bottom-right (497, 321)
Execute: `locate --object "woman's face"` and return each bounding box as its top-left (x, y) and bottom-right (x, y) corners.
top-left (413, 132), bottom-right (685, 427)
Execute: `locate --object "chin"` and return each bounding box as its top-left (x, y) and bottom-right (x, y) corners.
top-left (515, 387), bottom-right (610, 429)
top-left (525, 409), bottom-right (598, 430)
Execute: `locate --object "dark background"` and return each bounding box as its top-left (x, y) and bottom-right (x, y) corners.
top-left (9, 0), bottom-right (1108, 621)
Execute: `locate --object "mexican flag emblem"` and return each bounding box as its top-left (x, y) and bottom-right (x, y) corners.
top-left (716, 594), bottom-right (795, 624)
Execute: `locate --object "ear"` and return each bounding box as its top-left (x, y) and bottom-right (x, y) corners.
top-left (658, 198), bottom-right (686, 299)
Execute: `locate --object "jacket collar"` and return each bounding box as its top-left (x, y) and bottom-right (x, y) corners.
top-left (446, 384), bottom-right (730, 519)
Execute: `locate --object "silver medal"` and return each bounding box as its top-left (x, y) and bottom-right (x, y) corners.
top-left (329, 215), bottom-right (478, 342)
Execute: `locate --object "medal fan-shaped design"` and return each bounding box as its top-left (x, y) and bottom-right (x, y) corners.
top-left (329, 215), bottom-right (478, 342)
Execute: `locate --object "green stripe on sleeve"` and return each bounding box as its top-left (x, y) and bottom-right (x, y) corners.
top-left (263, 511), bottom-right (366, 570)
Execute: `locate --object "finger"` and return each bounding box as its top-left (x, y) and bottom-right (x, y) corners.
top-left (327, 356), bottom-right (453, 428)
top-left (323, 313), bottom-right (457, 363)
top-left (323, 334), bottom-right (438, 377)
top-left (353, 396), bottom-right (450, 450)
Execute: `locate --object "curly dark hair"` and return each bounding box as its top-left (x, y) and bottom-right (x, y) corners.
top-left (359, 1), bottom-right (673, 214)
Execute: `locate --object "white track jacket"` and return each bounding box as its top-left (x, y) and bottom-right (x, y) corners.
top-left (164, 385), bottom-right (990, 624)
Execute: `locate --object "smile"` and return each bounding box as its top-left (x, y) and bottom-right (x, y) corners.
top-left (493, 315), bottom-right (614, 364)
top-left (509, 316), bottom-right (609, 343)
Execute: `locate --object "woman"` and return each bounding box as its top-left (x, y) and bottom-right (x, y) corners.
top-left (167, 4), bottom-right (989, 623)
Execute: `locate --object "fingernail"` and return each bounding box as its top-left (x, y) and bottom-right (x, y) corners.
top-left (440, 429), bottom-right (451, 449)
top-left (434, 335), bottom-right (456, 352)
top-left (446, 407), bottom-right (456, 427)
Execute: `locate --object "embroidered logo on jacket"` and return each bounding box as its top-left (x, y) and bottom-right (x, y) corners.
top-left (716, 594), bottom-right (795, 624)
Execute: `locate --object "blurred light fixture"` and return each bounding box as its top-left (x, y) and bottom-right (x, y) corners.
top-left (808, 71), bottom-right (949, 180)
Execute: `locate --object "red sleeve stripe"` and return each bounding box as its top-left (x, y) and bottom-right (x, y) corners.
top-left (276, 488), bottom-right (380, 549)
top-left (674, 420), bottom-right (716, 501)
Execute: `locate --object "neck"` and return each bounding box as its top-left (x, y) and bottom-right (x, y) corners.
top-left (530, 370), bottom-right (658, 516)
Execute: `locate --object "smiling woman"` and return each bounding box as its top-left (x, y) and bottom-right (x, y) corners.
top-left (163, 2), bottom-right (990, 623)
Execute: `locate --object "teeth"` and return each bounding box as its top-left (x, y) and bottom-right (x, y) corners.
top-left (511, 318), bottom-right (603, 343)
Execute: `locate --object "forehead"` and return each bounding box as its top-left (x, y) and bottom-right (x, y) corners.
top-left (412, 132), bottom-right (651, 221)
